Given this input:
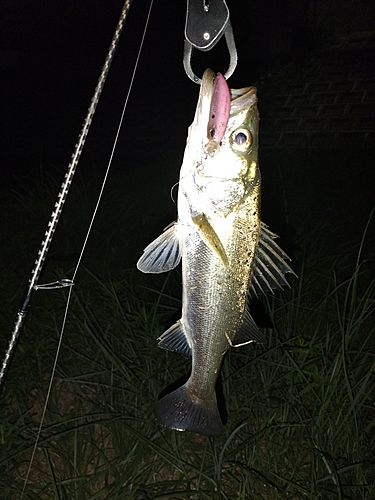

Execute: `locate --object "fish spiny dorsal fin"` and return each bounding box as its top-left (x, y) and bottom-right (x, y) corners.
top-left (158, 320), bottom-right (191, 358)
top-left (137, 222), bottom-right (181, 274)
top-left (249, 222), bottom-right (296, 298)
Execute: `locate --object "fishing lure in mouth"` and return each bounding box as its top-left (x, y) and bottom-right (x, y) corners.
top-left (206, 72), bottom-right (231, 153)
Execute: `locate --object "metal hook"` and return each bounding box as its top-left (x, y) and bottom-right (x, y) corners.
top-left (34, 279), bottom-right (74, 290)
top-left (183, 0), bottom-right (237, 83)
top-left (183, 21), bottom-right (237, 83)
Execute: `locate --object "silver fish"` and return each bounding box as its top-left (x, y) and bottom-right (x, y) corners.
top-left (137, 69), bottom-right (294, 436)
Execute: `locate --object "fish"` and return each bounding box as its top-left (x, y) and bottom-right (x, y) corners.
top-left (137, 68), bottom-right (295, 436)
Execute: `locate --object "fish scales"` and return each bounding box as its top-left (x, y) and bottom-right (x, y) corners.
top-left (181, 192), bottom-right (260, 398)
top-left (137, 69), bottom-right (294, 436)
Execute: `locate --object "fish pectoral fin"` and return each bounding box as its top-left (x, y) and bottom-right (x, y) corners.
top-left (191, 213), bottom-right (228, 266)
top-left (232, 308), bottom-right (264, 347)
top-left (249, 222), bottom-right (297, 298)
top-left (137, 222), bottom-right (181, 274)
top-left (158, 320), bottom-right (191, 358)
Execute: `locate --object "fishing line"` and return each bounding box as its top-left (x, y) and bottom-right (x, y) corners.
top-left (20, 0), bottom-right (154, 495)
top-left (170, 181), bottom-right (180, 204)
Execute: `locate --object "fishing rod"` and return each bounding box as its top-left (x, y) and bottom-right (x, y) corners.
top-left (18, 2), bottom-right (154, 493)
top-left (0, 0), bottom-right (134, 391)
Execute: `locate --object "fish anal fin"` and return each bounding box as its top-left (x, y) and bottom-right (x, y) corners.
top-left (157, 384), bottom-right (224, 436)
top-left (158, 320), bottom-right (191, 358)
top-left (192, 213), bottom-right (228, 266)
top-left (137, 222), bottom-right (181, 274)
top-left (249, 222), bottom-right (297, 298)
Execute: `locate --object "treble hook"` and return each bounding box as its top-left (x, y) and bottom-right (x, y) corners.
top-left (183, 0), bottom-right (238, 83)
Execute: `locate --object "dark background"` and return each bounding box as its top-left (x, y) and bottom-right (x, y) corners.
top-left (1, 0), bottom-right (374, 278)
top-left (1, 0), bottom-right (314, 186)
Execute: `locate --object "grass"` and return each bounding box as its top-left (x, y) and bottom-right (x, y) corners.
top-left (0, 178), bottom-right (374, 498)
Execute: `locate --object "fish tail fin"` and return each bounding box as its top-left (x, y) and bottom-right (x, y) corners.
top-left (157, 384), bottom-right (224, 436)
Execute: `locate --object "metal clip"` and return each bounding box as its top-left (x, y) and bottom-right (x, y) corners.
top-left (184, 0), bottom-right (238, 83)
top-left (34, 279), bottom-right (74, 290)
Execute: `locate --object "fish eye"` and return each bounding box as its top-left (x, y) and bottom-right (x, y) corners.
top-left (235, 132), bottom-right (247, 145)
top-left (232, 128), bottom-right (253, 151)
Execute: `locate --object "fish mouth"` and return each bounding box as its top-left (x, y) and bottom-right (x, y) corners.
top-left (200, 69), bottom-right (257, 117)
top-left (230, 85), bottom-right (257, 114)
top-left (200, 69), bottom-right (230, 155)
top-left (198, 69), bottom-right (257, 155)
top-left (207, 71), bottom-right (229, 133)
top-left (200, 68), bottom-right (217, 102)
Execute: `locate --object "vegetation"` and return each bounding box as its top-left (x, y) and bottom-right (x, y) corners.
top-left (0, 179), bottom-right (374, 499)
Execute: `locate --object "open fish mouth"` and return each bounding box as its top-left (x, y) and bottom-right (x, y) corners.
top-left (200, 69), bottom-right (230, 155)
top-left (230, 85), bottom-right (257, 114)
top-left (199, 69), bottom-right (257, 156)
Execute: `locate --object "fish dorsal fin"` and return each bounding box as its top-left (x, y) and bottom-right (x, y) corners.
top-left (192, 213), bottom-right (228, 267)
top-left (232, 308), bottom-right (264, 346)
top-left (137, 223), bottom-right (181, 274)
top-left (250, 222), bottom-right (296, 298)
top-left (158, 320), bottom-right (191, 358)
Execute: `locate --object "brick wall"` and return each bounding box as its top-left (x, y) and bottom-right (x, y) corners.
top-left (258, 43), bottom-right (375, 149)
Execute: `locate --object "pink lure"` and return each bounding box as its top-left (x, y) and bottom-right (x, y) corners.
top-left (207, 72), bottom-right (231, 144)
